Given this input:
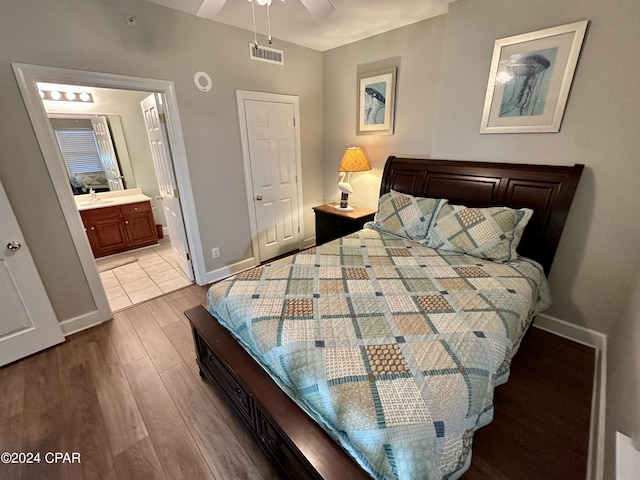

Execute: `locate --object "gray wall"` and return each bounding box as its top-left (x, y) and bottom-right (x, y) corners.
top-left (321, 0), bottom-right (640, 476)
top-left (322, 16), bottom-right (447, 209)
top-left (433, 2), bottom-right (640, 476)
top-left (0, 0), bottom-right (323, 321)
top-left (433, 0), bottom-right (640, 335)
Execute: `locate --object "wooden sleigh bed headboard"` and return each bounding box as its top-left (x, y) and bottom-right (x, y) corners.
top-left (380, 157), bottom-right (584, 274)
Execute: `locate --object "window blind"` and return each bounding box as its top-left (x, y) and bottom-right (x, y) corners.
top-left (54, 128), bottom-right (103, 178)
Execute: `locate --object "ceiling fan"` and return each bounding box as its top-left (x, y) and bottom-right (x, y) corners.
top-left (196, 0), bottom-right (334, 19)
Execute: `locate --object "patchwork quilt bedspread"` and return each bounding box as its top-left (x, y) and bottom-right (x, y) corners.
top-left (72, 171), bottom-right (108, 192)
top-left (207, 227), bottom-right (550, 479)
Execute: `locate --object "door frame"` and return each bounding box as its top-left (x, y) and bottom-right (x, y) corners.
top-left (13, 63), bottom-right (206, 331)
top-left (236, 90), bottom-right (304, 264)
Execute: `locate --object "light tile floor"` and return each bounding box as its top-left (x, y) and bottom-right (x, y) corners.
top-left (96, 237), bottom-right (193, 312)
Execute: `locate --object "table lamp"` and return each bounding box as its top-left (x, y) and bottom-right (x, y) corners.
top-left (334, 147), bottom-right (372, 212)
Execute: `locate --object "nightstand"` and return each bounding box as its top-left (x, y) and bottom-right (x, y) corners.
top-left (313, 203), bottom-right (376, 245)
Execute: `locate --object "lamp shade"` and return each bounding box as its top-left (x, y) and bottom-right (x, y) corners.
top-left (337, 147), bottom-right (372, 172)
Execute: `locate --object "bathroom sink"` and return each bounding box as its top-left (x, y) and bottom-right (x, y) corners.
top-left (79, 200), bottom-right (115, 207)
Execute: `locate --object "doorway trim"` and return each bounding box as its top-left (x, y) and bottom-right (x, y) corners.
top-left (13, 63), bottom-right (206, 332)
top-left (236, 90), bottom-right (304, 264)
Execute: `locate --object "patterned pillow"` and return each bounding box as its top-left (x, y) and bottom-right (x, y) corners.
top-left (372, 190), bottom-right (442, 241)
top-left (426, 201), bottom-right (533, 262)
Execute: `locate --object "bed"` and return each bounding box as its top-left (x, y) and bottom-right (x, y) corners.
top-left (70, 171), bottom-right (109, 194)
top-left (185, 156), bottom-right (584, 479)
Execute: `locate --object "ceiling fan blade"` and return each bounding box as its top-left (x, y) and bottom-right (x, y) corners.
top-left (299, 0), bottom-right (334, 17)
top-left (196, 0), bottom-right (227, 19)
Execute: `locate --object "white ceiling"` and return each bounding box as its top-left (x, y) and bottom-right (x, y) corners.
top-left (144, 0), bottom-right (454, 51)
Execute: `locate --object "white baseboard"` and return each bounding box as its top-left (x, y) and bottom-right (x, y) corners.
top-left (303, 236), bottom-right (316, 249)
top-left (204, 257), bottom-right (258, 284)
top-left (533, 313), bottom-right (607, 480)
top-left (59, 309), bottom-right (105, 336)
top-left (534, 314), bottom-right (606, 350)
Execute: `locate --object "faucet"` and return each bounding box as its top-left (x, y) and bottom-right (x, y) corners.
top-left (90, 188), bottom-right (97, 202)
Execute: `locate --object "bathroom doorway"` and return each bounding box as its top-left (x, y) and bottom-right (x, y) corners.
top-left (14, 63), bottom-right (205, 329)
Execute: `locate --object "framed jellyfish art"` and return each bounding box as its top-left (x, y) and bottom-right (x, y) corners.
top-left (356, 67), bottom-right (397, 135)
top-left (480, 20), bottom-right (588, 134)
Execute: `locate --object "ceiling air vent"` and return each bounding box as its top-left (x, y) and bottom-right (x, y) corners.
top-left (249, 43), bottom-right (284, 66)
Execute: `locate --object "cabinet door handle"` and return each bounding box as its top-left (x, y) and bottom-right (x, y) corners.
top-left (90, 227), bottom-right (95, 231)
top-left (125, 221), bottom-right (129, 224)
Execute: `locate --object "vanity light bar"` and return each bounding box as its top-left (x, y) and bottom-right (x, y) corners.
top-left (39, 90), bottom-right (94, 103)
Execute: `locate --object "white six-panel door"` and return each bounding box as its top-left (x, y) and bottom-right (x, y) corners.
top-left (140, 93), bottom-right (193, 280)
top-left (0, 180), bottom-right (64, 366)
top-left (91, 115), bottom-right (124, 191)
top-left (243, 99), bottom-right (300, 261)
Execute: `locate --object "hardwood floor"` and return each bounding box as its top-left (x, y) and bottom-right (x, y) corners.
top-left (0, 285), bottom-right (279, 480)
top-left (0, 285), bottom-right (594, 480)
top-left (466, 327), bottom-right (594, 479)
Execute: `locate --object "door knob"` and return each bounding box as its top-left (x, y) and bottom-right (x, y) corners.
top-left (7, 241), bottom-right (21, 252)
top-left (256, 195), bottom-right (263, 201)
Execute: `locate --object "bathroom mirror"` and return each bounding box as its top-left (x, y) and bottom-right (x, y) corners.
top-left (48, 115), bottom-right (136, 196)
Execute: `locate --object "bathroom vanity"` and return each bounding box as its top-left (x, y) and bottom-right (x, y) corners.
top-left (76, 189), bottom-right (158, 258)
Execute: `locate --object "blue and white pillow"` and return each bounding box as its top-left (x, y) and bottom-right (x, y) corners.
top-left (426, 201), bottom-right (533, 262)
top-left (370, 190), bottom-right (442, 242)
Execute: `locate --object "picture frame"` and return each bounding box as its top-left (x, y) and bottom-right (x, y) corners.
top-left (356, 67), bottom-right (397, 135)
top-left (480, 21), bottom-right (588, 134)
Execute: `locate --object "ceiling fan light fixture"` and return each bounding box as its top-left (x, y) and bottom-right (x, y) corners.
top-left (249, 0), bottom-right (284, 46)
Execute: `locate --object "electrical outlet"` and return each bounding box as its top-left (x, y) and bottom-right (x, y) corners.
top-left (212, 247), bottom-right (220, 259)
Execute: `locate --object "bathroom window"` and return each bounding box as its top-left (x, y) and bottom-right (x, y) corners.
top-left (54, 128), bottom-right (103, 178)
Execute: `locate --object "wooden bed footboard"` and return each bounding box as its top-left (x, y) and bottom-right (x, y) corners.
top-left (186, 305), bottom-right (370, 480)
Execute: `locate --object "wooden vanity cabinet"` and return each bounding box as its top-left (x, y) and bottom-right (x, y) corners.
top-left (120, 202), bottom-right (157, 248)
top-left (80, 201), bottom-right (157, 258)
